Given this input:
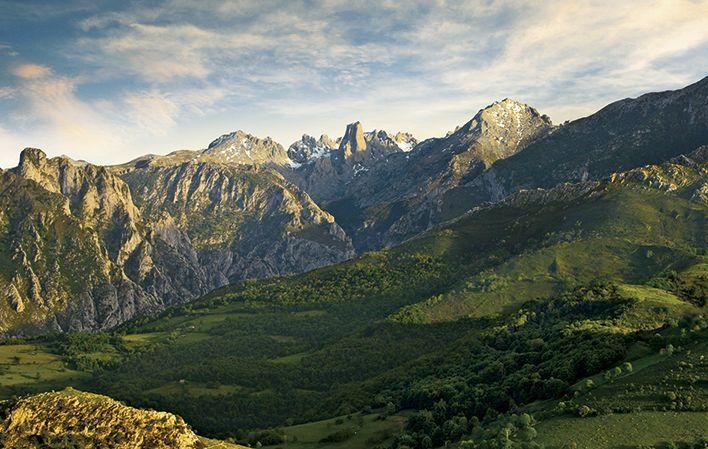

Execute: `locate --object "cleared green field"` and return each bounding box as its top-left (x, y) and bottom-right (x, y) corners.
top-left (0, 344), bottom-right (88, 392)
top-left (259, 412), bottom-right (409, 449)
top-left (147, 381), bottom-right (244, 397)
top-left (537, 411), bottom-right (708, 449)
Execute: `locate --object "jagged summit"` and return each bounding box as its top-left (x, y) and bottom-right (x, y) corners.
top-left (284, 123), bottom-right (417, 169)
top-left (204, 129), bottom-right (289, 165)
top-left (429, 98), bottom-right (554, 167)
top-left (112, 130), bottom-right (291, 169)
top-left (336, 121), bottom-right (417, 165)
top-left (393, 131), bottom-right (418, 151)
top-left (287, 134), bottom-right (337, 165)
top-left (455, 98), bottom-right (552, 140)
top-left (339, 121), bottom-right (368, 162)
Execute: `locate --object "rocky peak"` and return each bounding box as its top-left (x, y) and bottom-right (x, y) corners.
top-left (457, 98), bottom-right (552, 142)
top-left (16, 148), bottom-right (54, 192)
top-left (204, 130), bottom-right (289, 165)
top-left (393, 131), bottom-right (418, 151)
top-left (319, 134), bottom-right (337, 148)
top-left (13, 149), bottom-right (139, 220)
top-left (437, 98), bottom-right (553, 167)
top-left (17, 147), bottom-right (47, 168)
top-left (287, 134), bottom-right (337, 165)
top-left (335, 122), bottom-right (414, 167)
top-left (339, 121), bottom-right (368, 162)
top-left (365, 129), bottom-right (418, 152)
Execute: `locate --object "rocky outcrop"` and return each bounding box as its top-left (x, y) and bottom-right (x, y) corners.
top-left (609, 145), bottom-right (708, 200)
top-left (14, 148), bottom-right (143, 264)
top-left (0, 388), bottom-right (202, 449)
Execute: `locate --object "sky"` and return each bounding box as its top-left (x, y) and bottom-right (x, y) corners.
top-left (0, 0), bottom-right (707, 168)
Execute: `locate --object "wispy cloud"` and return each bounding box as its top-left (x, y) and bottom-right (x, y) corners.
top-left (7, 64), bottom-right (121, 153)
top-left (11, 63), bottom-right (52, 80)
top-left (0, 87), bottom-right (14, 99)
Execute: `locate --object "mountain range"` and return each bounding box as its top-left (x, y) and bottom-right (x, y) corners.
top-left (0, 77), bottom-right (707, 335)
top-left (0, 77), bottom-right (705, 449)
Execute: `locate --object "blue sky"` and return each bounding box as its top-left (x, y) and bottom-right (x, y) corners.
top-left (0, 0), bottom-right (707, 167)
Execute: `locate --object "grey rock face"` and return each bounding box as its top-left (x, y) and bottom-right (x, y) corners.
top-left (118, 161), bottom-right (355, 287)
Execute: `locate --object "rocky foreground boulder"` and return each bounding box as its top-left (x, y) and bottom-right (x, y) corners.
top-left (0, 388), bottom-right (243, 449)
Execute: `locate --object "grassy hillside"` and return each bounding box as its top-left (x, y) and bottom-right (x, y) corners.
top-left (532, 336), bottom-right (708, 449)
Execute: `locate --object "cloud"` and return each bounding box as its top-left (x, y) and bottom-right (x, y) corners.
top-left (117, 87), bottom-right (228, 133)
top-left (83, 23), bottom-right (217, 82)
top-left (0, 87), bottom-right (15, 99)
top-left (122, 91), bottom-right (179, 132)
top-left (422, 0), bottom-right (708, 110)
top-left (73, 1), bottom-right (400, 89)
top-left (12, 63), bottom-right (52, 80)
top-left (11, 68), bottom-right (120, 150)
top-left (0, 42), bottom-right (17, 56)
top-left (3, 60), bottom-right (231, 164)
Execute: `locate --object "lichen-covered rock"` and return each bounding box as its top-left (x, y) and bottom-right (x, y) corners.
top-left (0, 388), bottom-right (201, 449)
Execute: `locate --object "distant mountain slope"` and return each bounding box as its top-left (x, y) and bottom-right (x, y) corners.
top-left (492, 76), bottom-right (708, 190)
top-left (319, 99), bottom-right (554, 250)
top-left (444, 75), bottom-right (708, 228)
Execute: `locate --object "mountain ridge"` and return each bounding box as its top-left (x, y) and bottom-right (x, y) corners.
top-left (1, 78), bottom-right (707, 334)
